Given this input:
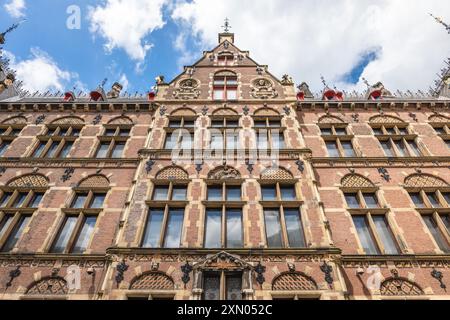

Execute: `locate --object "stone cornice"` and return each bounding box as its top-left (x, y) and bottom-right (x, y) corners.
top-left (297, 100), bottom-right (450, 112)
top-left (0, 157), bottom-right (140, 168)
top-left (0, 253), bottom-right (107, 268)
top-left (340, 254), bottom-right (450, 268)
top-left (0, 102), bottom-right (158, 113)
top-left (311, 156), bottom-right (450, 168)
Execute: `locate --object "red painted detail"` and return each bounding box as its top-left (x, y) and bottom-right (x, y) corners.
top-left (90, 91), bottom-right (103, 101)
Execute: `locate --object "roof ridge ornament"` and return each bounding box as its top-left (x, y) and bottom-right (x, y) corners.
top-left (429, 13), bottom-right (450, 34)
top-left (0, 20), bottom-right (25, 45)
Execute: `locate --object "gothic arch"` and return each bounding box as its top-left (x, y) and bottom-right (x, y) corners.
top-left (107, 116), bottom-right (134, 125)
top-left (2, 116), bottom-right (27, 125)
top-left (170, 108), bottom-right (197, 117)
top-left (155, 166), bottom-right (189, 180)
top-left (428, 114), bottom-right (450, 123)
top-left (254, 107), bottom-right (280, 117)
top-left (318, 115), bottom-right (345, 124)
top-left (341, 174), bottom-right (376, 189)
top-left (26, 277), bottom-right (68, 295)
top-left (129, 272), bottom-right (175, 291)
top-left (369, 115), bottom-right (405, 124)
top-left (78, 175), bottom-right (110, 188)
top-left (404, 174), bottom-right (448, 188)
top-left (212, 108), bottom-right (239, 116)
top-left (7, 174), bottom-right (49, 188)
top-left (260, 167), bottom-right (294, 180)
top-left (272, 272), bottom-right (318, 291)
top-left (380, 277), bottom-right (424, 296)
top-left (207, 166), bottom-right (241, 180)
top-left (50, 116), bottom-right (85, 125)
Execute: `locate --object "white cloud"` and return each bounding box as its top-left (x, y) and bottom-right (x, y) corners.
top-left (119, 73), bottom-right (129, 92)
top-left (88, 0), bottom-right (169, 64)
top-left (171, 0), bottom-right (450, 92)
top-left (5, 48), bottom-right (80, 93)
top-left (4, 0), bottom-right (26, 18)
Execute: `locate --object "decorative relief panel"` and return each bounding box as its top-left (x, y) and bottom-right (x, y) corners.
top-left (2, 116), bottom-right (27, 125)
top-left (272, 272), bottom-right (318, 291)
top-left (318, 115), bottom-right (345, 124)
top-left (428, 114), bottom-right (450, 123)
top-left (254, 108), bottom-right (280, 117)
top-left (26, 277), bottom-right (68, 295)
top-left (8, 174), bottom-right (49, 188)
top-left (250, 78), bottom-right (278, 99)
top-left (78, 175), bottom-right (110, 188)
top-left (108, 116), bottom-right (133, 125)
top-left (156, 166), bottom-right (189, 180)
top-left (171, 108), bottom-right (197, 117)
top-left (341, 174), bottom-right (375, 189)
top-left (129, 272), bottom-right (174, 290)
top-left (51, 116), bottom-right (85, 125)
top-left (404, 174), bottom-right (448, 188)
top-left (208, 166), bottom-right (241, 180)
top-left (380, 278), bottom-right (423, 296)
top-left (369, 115), bottom-right (405, 124)
top-left (212, 108), bottom-right (238, 116)
top-left (260, 167), bottom-right (294, 180)
top-left (173, 79), bottom-right (201, 100)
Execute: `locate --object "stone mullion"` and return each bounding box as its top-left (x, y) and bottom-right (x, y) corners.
top-left (159, 204), bottom-right (170, 248)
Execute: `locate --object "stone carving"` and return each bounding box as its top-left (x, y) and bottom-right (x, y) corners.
top-left (380, 278), bottom-right (423, 296)
top-left (369, 115), bottom-right (405, 124)
top-left (208, 166), bottom-right (241, 180)
top-left (212, 108), bottom-right (238, 116)
top-left (78, 175), bottom-right (110, 188)
top-left (272, 272), bottom-right (318, 291)
top-left (2, 116), bottom-right (27, 125)
top-left (26, 277), bottom-right (68, 295)
top-left (260, 167), bottom-right (294, 180)
top-left (254, 107), bottom-right (279, 117)
top-left (318, 115), bottom-right (345, 124)
top-left (8, 174), bottom-right (49, 188)
top-left (193, 251), bottom-right (252, 271)
top-left (251, 78), bottom-right (278, 99)
top-left (129, 272), bottom-right (174, 290)
top-left (281, 74), bottom-right (294, 85)
top-left (51, 116), bottom-right (85, 126)
top-left (341, 174), bottom-right (375, 189)
top-left (404, 174), bottom-right (448, 188)
top-left (108, 116), bottom-right (133, 125)
top-left (428, 114), bottom-right (450, 123)
top-left (107, 82), bottom-right (123, 99)
top-left (156, 166), bottom-right (189, 180)
top-left (173, 78), bottom-right (201, 100)
top-left (171, 108), bottom-right (197, 117)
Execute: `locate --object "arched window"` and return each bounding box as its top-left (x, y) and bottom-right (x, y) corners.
top-left (96, 118), bottom-right (133, 158)
top-left (0, 174), bottom-right (49, 252)
top-left (0, 116), bottom-right (27, 157)
top-left (404, 174), bottom-right (450, 253)
top-left (271, 272), bottom-right (320, 299)
top-left (164, 109), bottom-right (197, 151)
top-left (341, 174), bottom-right (400, 255)
top-left (204, 166), bottom-right (243, 248)
top-left (127, 271), bottom-right (175, 300)
top-left (50, 175), bottom-right (109, 254)
top-left (142, 167), bottom-right (189, 248)
top-left (428, 114), bottom-right (450, 148)
top-left (32, 116), bottom-right (84, 159)
top-left (253, 108), bottom-right (285, 150)
top-left (26, 277), bottom-right (68, 296)
top-left (213, 71), bottom-right (238, 101)
top-left (260, 167), bottom-right (306, 248)
top-left (318, 115), bottom-right (355, 157)
top-left (380, 277), bottom-right (424, 296)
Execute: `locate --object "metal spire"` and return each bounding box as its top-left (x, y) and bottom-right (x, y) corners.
top-left (320, 75), bottom-right (328, 88)
top-left (0, 20), bottom-right (25, 45)
top-left (429, 13), bottom-right (450, 34)
top-left (221, 18), bottom-right (232, 33)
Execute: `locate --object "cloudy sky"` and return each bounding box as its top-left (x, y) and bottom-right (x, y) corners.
top-left (1, 0), bottom-right (450, 94)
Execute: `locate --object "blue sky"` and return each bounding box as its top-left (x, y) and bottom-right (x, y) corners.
top-left (1, 0), bottom-right (450, 94)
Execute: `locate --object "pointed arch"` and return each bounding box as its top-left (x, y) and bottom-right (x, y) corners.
top-left (212, 108), bottom-right (239, 116)
top-left (2, 116), bottom-right (27, 125)
top-left (155, 166), bottom-right (189, 180)
top-left (129, 272), bottom-right (175, 290)
top-left (272, 272), bottom-right (318, 291)
top-left (380, 277), bottom-right (424, 296)
top-left (404, 174), bottom-right (448, 188)
top-left (107, 115), bottom-right (134, 125)
top-left (170, 107), bottom-right (197, 117)
top-left (78, 175), bottom-right (110, 188)
top-left (208, 166), bottom-right (241, 180)
top-left (261, 167), bottom-right (294, 180)
top-left (50, 116), bottom-right (85, 125)
top-left (7, 174), bottom-right (49, 188)
top-left (254, 107), bottom-right (280, 117)
top-left (341, 174), bottom-right (376, 189)
top-left (318, 115), bottom-right (345, 124)
top-left (26, 277), bottom-right (68, 295)
top-left (369, 115), bottom-right (405, 124)
top-left (428, 114), bottom-right (450, 123)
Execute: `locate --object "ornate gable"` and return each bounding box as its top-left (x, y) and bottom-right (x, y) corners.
top-left (51, 116), bottom-right (84, 125)
top-left (369, 115), bottom-right (405, 124)
top-left (108, 116), bottom-right (133, 125)
top-left (78, 175), bottom-right (110, 188)
top-left (318, 115), bottom-right (345, 124)
top-left (193, 251), bottom-right (253, 271)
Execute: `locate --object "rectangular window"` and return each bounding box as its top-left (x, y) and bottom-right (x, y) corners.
top-left (71, 193), bottom-right (88, 209)
top-left (264, 209), bottom-right (283, 248)
top-left (284, 209), bottom-right (306, 247)
top-left (443, 193), bottom-right (450, 206)
top-left (372, 216), bottom-right (399, 254)
top-left (153, 186), bottom-right (169, 201)
top-left (380, 141), bottom-right (394, 157)
top-left (0, 142), bottom-right (10, 156)
top-left (326, 141), bottom-right (340, 157)
top-left (12, 193), bottom-right (27, 208)
top-left (90, 194), bottom-right (106, 209)
top-left (426, 193), bottom-right (441, 208)
top-left (226, 209), bottom-right (243, 248)
top-left (111, 142), bottom-right (125, 158)
top-left (423, 215), bottom-right (450, 253)
top-left (51, 216), bottom-right (78, 253)
top-left (0, 192), bottom-right (13, 207)
top-left (0, 215), bottom-right (14, 240)
top-left (204, 210), bottom-right (222, 248)
top-left (1, 215), bottom-right (31, 252)
top-left (345, 193), bottom-right (360, 209)
top-left (226, 186), bottom-right (241, 201)
top-left (335, 128), bottom-right (347, 136)
top-left (352, 216), bottom-right (379, 255)
top-left (163, 209), bottom-right (184, 248)
top-left (393, 140), bottom-right (407, 157)
top-left (261, 186), bottom-right (277, 201)
top-left (208, 186), bottom-right (223, 201)
top-left (280, 186), bottom-right (296, 201)
top-left (341, 141), bottom-right (355, 157)
top-left (172, 186), bottom-right (187, 201)
top-left (226, 274), bottom-right (243, 300)
top-left (32, 142), bottom-right (47, 158)
top-left (142, 209), bottom-right (164, 248)
top-left (59, 141), bottom-right (73, 158)
top-left (96, 143), bottom-right (110, 158)
top-left (46, 141), bottom-right (59, 158)
top-left (29, 193), bottom-right (44, 208)
top-left (164, 135), bottom-right (176, 149)
top-left (407, 140), bottom-right (421, 156)
top-left (203, 274), bottom-right (221, 301)
top-left (363, 194), bottom-right (379, 209)
top-left (71, 216), bottom-right (97, 253)
top-left (409, 193), bottom-right (425, 208)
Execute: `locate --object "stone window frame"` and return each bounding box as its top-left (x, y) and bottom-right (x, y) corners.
top-left (142, 179), bottom-right (190, 248)
top-left (0, 180), bottom-right (47, 252)
top-left (271, 293), bottom-right (322, 300)
top-left (95, 123), bottom-right (132, 158)
top-left (406, 185), bottom-right (450, 253)
top-left (342, 183), bottom-right (403, 255)
top-left (31, 123), bottom-right (84, 159)
top-left (202, 179), bottom-right (246, 249)
top-left (0, 122), bottom-right (26, 156)
top-left (429, 120), bottom-right (450, 148)
top-left (212, 71), bottom-right (238, 102)
top-left (319, 122), bottom-right (357, 158)
top-left (259, 178), bottom-right (306, 249)
top-left (370, 122), bottom-right (422, 157)
top-left (253, 115), bottom-right (287, 150)
top-left (164, 115), bottom-right (198, 150)
top-left (208, 114), bottom-right (242, 152)
top-left (202, 270), bottom-right (244, 301)
top-left (49, 185), bottom-right (109, 254)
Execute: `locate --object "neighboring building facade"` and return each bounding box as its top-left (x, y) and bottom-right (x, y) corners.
top-left (0, 30), bottom-right (449, 300)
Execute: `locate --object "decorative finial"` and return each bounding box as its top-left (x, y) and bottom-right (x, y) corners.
top-left (320, 75), bottom-right (328, 88)
top-left (430, 13), bottom-right (450, 34)
top-left (222, 18), bottom-right (232, 33)
top-left (362, 77), bottom-right (371, 88)
top-left (100, 78), bottom-right (108, 88)
top-left (0, 20), bottom-right (25, 45)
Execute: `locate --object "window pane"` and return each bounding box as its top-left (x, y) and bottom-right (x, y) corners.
top-left (226, 120), bottom-right (239, 128)
top-left (226, 186), bottom-right (241, 201)
top-left (180, 134), bottom-right (193, 150)
top-left (51, 216), bottom-right (77, 253)
top-left (442, 215), bottom-right (450, 231)
top-left (372, 216), bottom-right (399, 254)
top-left (264, 209), bottom-right (283, 248)
top-left (10, 129), bottom-right (22, 136)
top-left (397, 127), bottom-right (408, 135)
top-left (226, 89), bottom-right (237, 100)
top-left (226, 132), bottom-right (239, 150)
top-left (153, 186), bottom-right (169, 200)
top-left (254, 120), bottom-right (267, 128)
top-left (164, 135), bottom-right (176, 149)
top-left (363, 194), bottom-right (379, 209)
top-left (59, 141), bottom-right (73, 158)
top-left (407, 140), bottom-right (421, 156)
top-left (443, 193), bottom-right (450, 207)
top-left (211, 120), bottom-right (224, 128)
top-left (172, 186), bottom-right (187, 201)
top-left (105, 129), bottom-right (116, 136)
top-left (169, 120), bottom-right (182, 128)
top-left (213, 77), bottom-right (225, 86)
top-left (208, 186), bottom-right (222, 201)
top-left (268, 120), bottom-right (281, 128)
top-left (345, 193), bottom-right (360, 209)
top-left (203, 274), bottom-right (220, 301)
top-left (71, 129), bottom-right (81, 137)
top-left (72, 216), bottom-right (97, 253)
top-left (261, 186), bottom-right (277, 201)
top-left (112, 142), bottom-right (125, 158)
top-left (380, 141), bottom-right (394, 157)
top-left (0, 142), bottom-right (10, 156)
top-left (29, 193), bottom-right (44, 208)
top-left (210, 134), bottom-right (223, 150)
top-left (226, 210), bottom-right (243, 248)
top-left (321, 128), bottom-right (333, 135)
top-left (12, 193), bottom-right (28, 208)
top-left (426, 193), bottom-right (441, 208)
top-left (46, 142), bottom-right (59, 158)
top-left (183, 120), bottom-right (195, 128)
top-left (352, 216), bottom-right (380, 255)
top-left (58, 128), bottom-right (69, 136)
top-left (385, 127), bottom-right (396, 135)
top-left (90, 194), bottom-right (106, 209)
top-left (280, 186), bottom-right (296, 201)
top-left (213, 89), bottom-right (224, 100)
top-left (71, 194), bottom-right (88, 208)
top-left (284, 209), bottom-right (306, 247)
top-left (393, 140), bottom-right (407, 157)
top-left (33, 142), bottom-right (46, 158)
top-left (341, 141), bottom-right (355, 157)
top-left (0, 192), bottom-right (13, 207)
top-left (0, 215), bottom-right (14, 240)
top-left (326, 141), bottom-right (340, 157)
top-left (226, 78), bottom-right (238, 86)
top-left (335, 128), bottom-right (347, 135)
top-left (271, 132), bottom-right (285, 149)
top-left (409, 193), bottom-right (425, 208)
top-left (372, 128), bottom-right (383, 135)
top-left (119, 129), bottom-right (130, 137)
top-left (256, 132), bottom-right (268, 149)
top-left (2, 216), bottom-right (30, 252)
top-left (142, 209), bottom-right (164, 248)
top-left (423, 215), bottom-right (450, 253)
top-left (164, 209), bottom-right (184, 248)
top-left (96, 143), bottom-right (110, 158)
top-left (226, 274), bottom-right (243, 300)
top-left (204, 210), bottom-right (222, 248)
